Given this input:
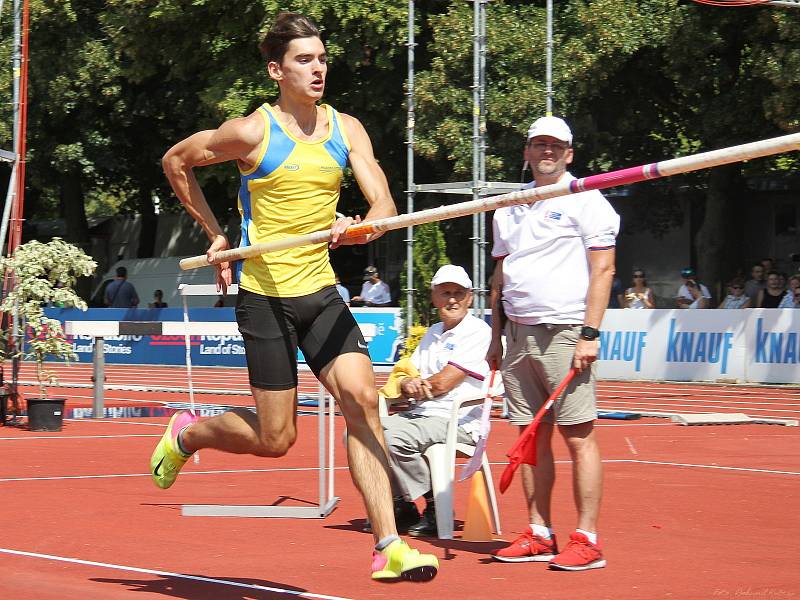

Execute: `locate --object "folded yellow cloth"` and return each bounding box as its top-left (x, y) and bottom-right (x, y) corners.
top-left (379, 357), bottom-right (420, 399)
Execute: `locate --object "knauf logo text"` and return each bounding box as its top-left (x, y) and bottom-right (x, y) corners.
top-left (754, 318), bottom-right (800, 364)
top-left (666, 319), bottom-right (733, 374)
top-left (598, 330), bottom-right (647, 372)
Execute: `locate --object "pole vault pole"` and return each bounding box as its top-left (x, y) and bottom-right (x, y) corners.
top-left (180, 132), bottom-right (800, 271)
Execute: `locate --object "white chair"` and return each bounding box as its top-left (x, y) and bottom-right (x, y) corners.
top-left (424, 394), bottom-right (502, 539)
top-left (379, 391), bottom-right (502, 540)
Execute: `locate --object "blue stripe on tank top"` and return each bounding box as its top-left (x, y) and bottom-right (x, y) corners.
top-left (323, 109), bottom-right (349, 168)
top-left (260, 110), bottom-right (297, 176)
top-left (236, 179), bottom-right (253, 283)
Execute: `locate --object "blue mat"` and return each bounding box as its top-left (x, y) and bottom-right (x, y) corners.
top-left (597, 411), bottom-right (641, 420)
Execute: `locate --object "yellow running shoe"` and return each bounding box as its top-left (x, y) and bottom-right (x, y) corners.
top-left (150, 410), bottom-right (198, 489)
top-left (371, 539), bottom-right (439, 582)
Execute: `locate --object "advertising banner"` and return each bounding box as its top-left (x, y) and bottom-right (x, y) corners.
top-left (743, 309), bottom-right (800, 384)
top-left (597, 309), bottom-right (748, 382)
top-left (46, 307), bottom-right (800, 384)
top-left (49, 306), bottom-right (402, 368)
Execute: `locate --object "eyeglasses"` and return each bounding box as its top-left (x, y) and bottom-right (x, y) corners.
top-left (530, 141), bottom-right (569, 152)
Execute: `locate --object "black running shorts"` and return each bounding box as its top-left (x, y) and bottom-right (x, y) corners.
top-left (235, 286), bottom-right (370, 390)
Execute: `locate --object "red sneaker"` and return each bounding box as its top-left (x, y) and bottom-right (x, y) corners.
top-left (492, 527), bottom-right (558, 563)
top-left (549, 532), bottom-right (606, 571)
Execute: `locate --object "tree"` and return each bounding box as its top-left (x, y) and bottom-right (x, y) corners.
top-left (400, 222), bottom-right (449, 327)
top-left (414, 0), bottom-right (800, 290)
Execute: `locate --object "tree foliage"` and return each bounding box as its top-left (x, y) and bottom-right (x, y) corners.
top-left (0, 0), bottom-right (798, 290)
top-left (400, 222), bottom-right (449, 327)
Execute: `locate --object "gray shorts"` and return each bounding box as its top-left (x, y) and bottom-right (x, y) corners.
top-left (502, 321), bottom-right (597, 426)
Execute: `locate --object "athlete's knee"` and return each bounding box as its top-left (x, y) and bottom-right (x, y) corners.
top-left (253, 429), bottom-right (297, 457)
top-left (340, 384), bottom-right (380, 416)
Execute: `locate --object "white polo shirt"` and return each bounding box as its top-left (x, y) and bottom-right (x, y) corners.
top-left (492, 173), bottom-right (619, 324)
top-left (408, 313), bottom-right (492, 439)
top-left (360, 280), bottom-right (391, 305)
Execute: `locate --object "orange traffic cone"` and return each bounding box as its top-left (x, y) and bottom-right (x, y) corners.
top-left (461, 471), bottom-right (494, 541)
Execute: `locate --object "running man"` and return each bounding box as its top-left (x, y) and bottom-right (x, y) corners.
top-left (151, 12), bottom-right (438, 583)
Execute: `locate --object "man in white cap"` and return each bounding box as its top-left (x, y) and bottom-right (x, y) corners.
top-left (379, 264), bottom-right (492, 537)
top-left (488, 116), bottom-right (619, 570)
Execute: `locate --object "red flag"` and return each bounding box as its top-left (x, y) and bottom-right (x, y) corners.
top-left (499, 368), bottom-right (577, 493)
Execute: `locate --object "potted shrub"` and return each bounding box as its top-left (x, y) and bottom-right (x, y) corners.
top-left (0, 238), bottom-right (96, 430)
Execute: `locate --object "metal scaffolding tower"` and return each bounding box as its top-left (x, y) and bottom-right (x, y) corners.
top-left (404, 0), bottom-right (522, 334)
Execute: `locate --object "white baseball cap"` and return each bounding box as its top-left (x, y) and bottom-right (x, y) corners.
top-left (527, 116), bottom-right (573, 145)
top-left (430, 264), bottom-right (472, 290)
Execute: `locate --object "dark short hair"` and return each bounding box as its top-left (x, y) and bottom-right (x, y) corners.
top-left (260, 12), bottom-right (321, 63)
top-left (116, 266), bottom-right (127, 278)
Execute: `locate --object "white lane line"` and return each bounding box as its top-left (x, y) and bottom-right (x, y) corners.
top-left (595, 422), bottom-right (674, 427)
top-left (599, 388), bottom-right (800, 401)
top-left (0, 434), bottom-right (160, 441)
top-left (597, 401), bottom-right (800, 419)
top-left (0, 547), bottom-right (352, 600)
top-left (599, 395), bottom-right (800, 408)
top-left (602, 459), bottom-right (800, 476)
top-left (3, 458), bottom-right (797, 483)
top-left (0, 466), bottom-right (350, 483)
top-left (624, 436), bottom-right (638, 455)
top-left (63, 419), bottom-right (169, 427)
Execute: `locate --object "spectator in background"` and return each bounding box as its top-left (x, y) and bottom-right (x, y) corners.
top-left (777, 274), bottom-right (800, 308)
top-left (761, 257), bottom-right (775, 273)
top-left (744, 263), bottom-right (766, 301)
top-left (351, 266), bottom-right (392, 307)
top-left (608, 275), bottom-right (623, 309)
top-left (685, 279), bottom-right (710, 309)
top-left (718, 278), bottom-right (750, 309)
top-left (676, 267), bottom-right (711, 308)
top-left (335, 274), bottom-right (351, 306)
top-left (148, 289), bottom-right (168, 308)
top-left (622, 269), bottom-right (655, 309)
top-left (756, 271), bottom-right (787, 308)
top-left (789, 285), bottom-right (800, 309)
top-left (104, 266), bottom-right (139, 308)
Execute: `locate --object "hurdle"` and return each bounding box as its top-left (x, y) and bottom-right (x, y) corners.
top-left (65, 316), bottom-right (341, 518)
top-left (64, 285), bottom-right (382, 519)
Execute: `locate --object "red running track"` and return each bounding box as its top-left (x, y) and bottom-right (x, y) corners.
top-left (12, 361), bottom-right (800, 421)
top-left (0, 362), bottom-right (799, 599)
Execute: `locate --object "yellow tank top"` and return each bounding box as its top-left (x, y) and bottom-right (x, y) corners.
top-left (237, 103), bottom-right (350, 297)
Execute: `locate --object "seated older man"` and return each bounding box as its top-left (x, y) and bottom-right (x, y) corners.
top-left (380, 264), bottom-right (492, 536)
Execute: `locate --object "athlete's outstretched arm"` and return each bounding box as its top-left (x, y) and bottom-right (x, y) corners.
top-left (162, 118), bottom-right (261, 288)
top-left (330, 114), bottom-right (397, 248)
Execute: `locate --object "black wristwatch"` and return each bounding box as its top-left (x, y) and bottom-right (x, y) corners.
top-left (580, 325), bottom-right (600, 341)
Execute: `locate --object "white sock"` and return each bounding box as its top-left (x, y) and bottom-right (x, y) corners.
top-left (576, 528), bottom-right (597, 544)
top-left (531, 523), bottom-right (552, 539)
